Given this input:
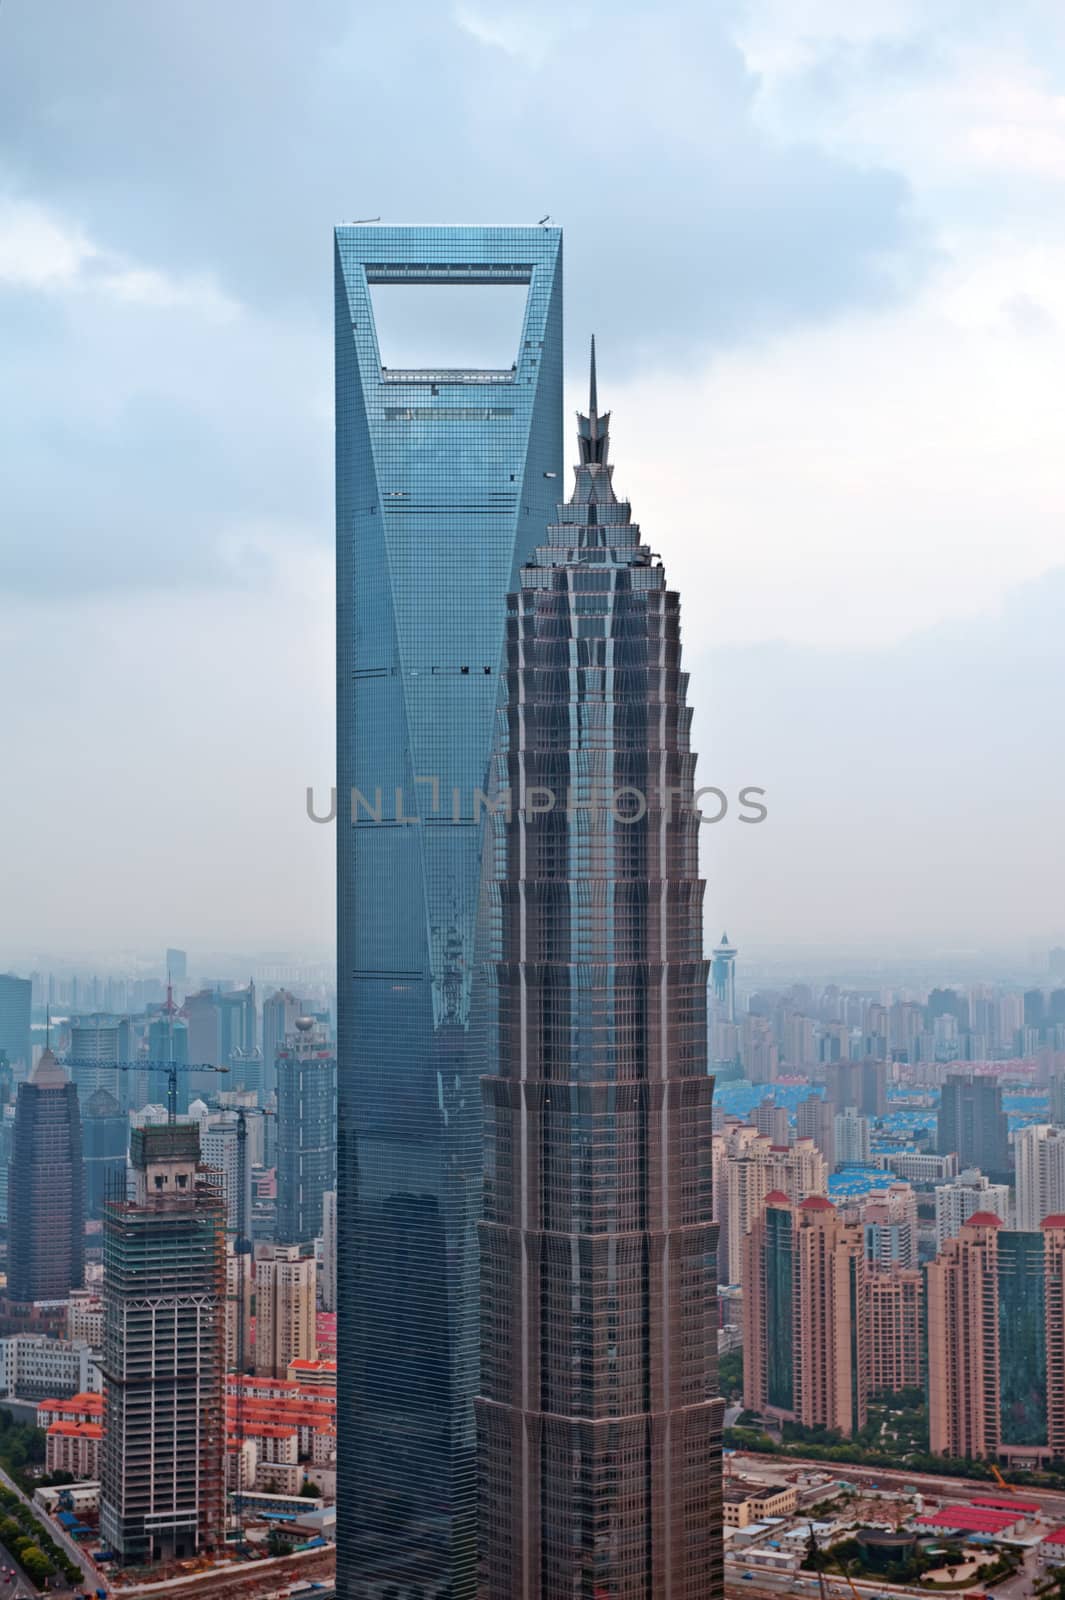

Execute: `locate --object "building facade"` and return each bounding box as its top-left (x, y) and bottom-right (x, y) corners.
top-left (335, 223), bottom-right (563, 1599)
top-left (99, 1122), bottom-right (226, 1565)
top-left (867, 1267), bottom-right (923, 1394)
top-left (7, 1050), bottom-right (84, 1303)
top-left (476, 363), bottom-right (723, 1598)
top-left (275, 1018), bottom-right (336, 1246)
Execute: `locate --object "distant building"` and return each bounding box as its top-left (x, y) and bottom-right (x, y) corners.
top-left (0, 975), bottom-right (31, 1078)
top-left (710, 932), bottom-right (737, 1024)
top-left (938, 1072), bottom-right (1010, 1184)
top-left (99, 1120), bottom-right (226, 1565)
top-left (254, 1244), bottom-right (317, 1379)
top-left (146, 1005), bottom-right (189, 1113)
top-left (261, 990), bottom-right (302, 1104)
top-left (717, 1125), bottom-right (827, 1286)
top-left (198, 1112), bottom-right (252, 1238)
top-left (165, 949), bottom-right (188, 984)
top-left (275, 1019), bottom-right (336, 1247)
top-left (7, 1050), bottom-right (84, 1303)
top-left (82, 1087), bottom-right (127, 1221)
top-left (68, 1016), bottom-right (129, 1103)
top-left (877, 1149), bottom-right (958, 1187)
top-left (743, 1193), bottom-right (867, 1436)
top-left (796, 1093), bottom-right (835, 1171)
top-left (834, 1106), bottom-right (872, 1166)
top-left (183, 985), bottom-right (255, 1098)
top-left (320, 1190), bottom-right (337, 1314)
top-left (934, 1167), bottom-right (1010, 1246)
top-left (927, 1214), bottom-right (1065, 1464)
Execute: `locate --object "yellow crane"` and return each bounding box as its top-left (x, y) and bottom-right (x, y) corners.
top-left (991, 1463), bottom-right (1017, 1494)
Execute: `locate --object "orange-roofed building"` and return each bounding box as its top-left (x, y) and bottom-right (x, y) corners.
top-left (37, 1392), bottom-right (105, 1428)
top-left (287, 1357), bottom-right (336, 1387)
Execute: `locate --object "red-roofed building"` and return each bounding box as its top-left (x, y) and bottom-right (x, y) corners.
top-left (1043, 1526), bottom-right (1065, 1546)
top-left (969, 1496), bottom-right (1041, 1515)
top-left (37, 1392), bottom-right (104, 1429)
top-left (916, 1506), bottom-right (1021, 1535)
top-left (963, 1212), bottom-right (1004, 1228)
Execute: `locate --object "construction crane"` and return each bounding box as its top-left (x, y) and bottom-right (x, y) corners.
top-left (230, 1102), bottom-right (274, 1547)
top-left (60, 1057), bottom-right (229, 1122)
top-left (807, 1522), bottom-right (863, 1600)
top-left (991, 1463), bottom-right (1017, 1494)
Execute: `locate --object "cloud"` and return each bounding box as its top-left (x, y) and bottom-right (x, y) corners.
top-left (0, 197), bottom-right (238, 318)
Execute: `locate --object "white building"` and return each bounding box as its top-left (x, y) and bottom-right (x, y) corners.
top-left (834, 1106), bottom-right (872, 1166)
top-left (1015, 1124), bottom-right (1065, 1231)
top-left (934, 1166), bottom-right (1011, 1245)
top-left (0, 1335), bottom-right (98, 1399)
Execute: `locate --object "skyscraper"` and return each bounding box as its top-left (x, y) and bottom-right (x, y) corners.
top-left (938, 1072), bottom-right (1010, 1184)
top-left (261, 988), bottom-right (302, 1103)
top-left (82, 1087), bottom-right (128, 1221)
top-left (99, 1122), bottom-right (225, 1564)
top-left (0, 975), bottom-right (31, 1078)
top-left (934, 1166), bottom-right (1011, 1245)
top-left (335, 224), bottom-right (563, 1598)
top-left (275, 1017), bottom-right (336, 1246)
top-left (7, 1049), bottom-right (84, 1303)
top-left (476, 355), bottom-right (723, 1598)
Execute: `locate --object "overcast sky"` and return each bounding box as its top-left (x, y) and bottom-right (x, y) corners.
top-left (1, 0), bottom-right (1064, 968)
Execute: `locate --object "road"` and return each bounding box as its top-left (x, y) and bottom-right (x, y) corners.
top-left (0, 1462), bottom-right (103, 1597)
top-left (0, 1540), bottom-right (39, 1600)
top-left (729, 1449), bottom-right (1065, 1522)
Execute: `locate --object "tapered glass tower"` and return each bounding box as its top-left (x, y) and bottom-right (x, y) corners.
top-left (334, 226), bottom-right (563, 1599)
top-left (477, 347), bottom-right (724, 1598)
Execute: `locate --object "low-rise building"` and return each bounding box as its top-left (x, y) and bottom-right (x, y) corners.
top-left (46, 1419), bottom-right (102, 1479)
top-left (722, 1479), bottom-right (799, 1529)
top-left (0, 1335), bottom-right (98, 1400)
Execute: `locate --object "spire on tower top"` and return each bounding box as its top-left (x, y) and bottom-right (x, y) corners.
top-left (576, 336), bottom-right (610, 470)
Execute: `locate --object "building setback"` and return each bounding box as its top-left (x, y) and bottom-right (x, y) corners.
top-left (476, 355), bottom-right (724, 1598)
top-left (7, 1050), bottom-right (84, 1303)
top-left (334, 223), bottom-right (563, 1600)
top-left (99, 1122), bottom-right (225, 1564)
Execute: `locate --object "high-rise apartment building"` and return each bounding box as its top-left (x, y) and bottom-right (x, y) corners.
top-left (934, 1167), bottom-right (1010, 1245)
top-left (476, 363), bottom-right (723, 1598)
top-left (796, 1092), bottom-right (835, 1171)
top-left (275, 1017), bottom-right (336, 1246)
top-left (927, 1214), bottom-right (1065, 1465)
top-left (861, 1182), bottom-right (918, 1270)
top-left (1015, 1124), bottom-right (1065, 1231)
top-left (938, 1072), bottom-right (1010, 1184)
top-left (7, 1050), bottom-right (84, 1303)
top-left (867, 1266), bottom-right (923, 1394)
top-left (335, 223), bottom-right (563, 1599)
top-left (198, 1112), bottom-right (251, 1238)
top-left (722, 1129), bottom-right (828, 1281)
top-left (254, 1243), bottom-right (317, 1379)
top-left (0, 975), bottom-right (31, 1078)
top-left (743, 1194), bottom-right (867, 1436)
top-left (99, 1122), bottom-right (225, 1563)
top-left (834, 1105), bottom-right (872, 1165)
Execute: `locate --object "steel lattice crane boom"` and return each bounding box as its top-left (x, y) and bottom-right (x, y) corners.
top-left (60, 1058), bottom-right (229, 1122)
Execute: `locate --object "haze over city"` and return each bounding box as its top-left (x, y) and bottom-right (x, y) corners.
top-left (4, 0), bottom-right (1065, 956)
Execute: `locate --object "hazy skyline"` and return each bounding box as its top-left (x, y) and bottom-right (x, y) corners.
top-left (3, 0), bottom-right (1064, 956)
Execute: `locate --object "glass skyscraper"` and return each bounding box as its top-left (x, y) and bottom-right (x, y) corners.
top-left (477, 353), bottom-right (723, 1597)
top-left (334, 225), bottom-right (563, 1599)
